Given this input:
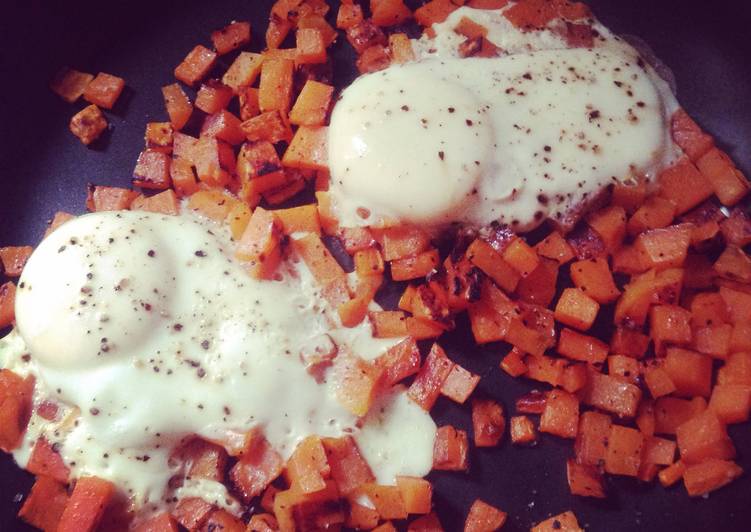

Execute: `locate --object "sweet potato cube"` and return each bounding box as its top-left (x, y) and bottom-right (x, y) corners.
top-left (569, 257), bottom-right (620, 304)
top-left (195, 80), bottom-right (234, 114)
top-left (18, 476), bottom-right (70, 532)
top-left (131, 190), bottom-right (180, 216)
top-left (657, 157), bottom-right (714, 215)
top-left (535, 230), bottom-right (575, 264)
top-left (290, 80), bottom-right (334, 127)
top-left (144, 121), bottom-right (173, 152)
top-left (566, 460), bottom-right (606, 498)
top-left (0, 246), bottom-right (33, 276)
top-left (583, 371), bottom-right (641, 418)
top-left (510, 415), bottom-right (537, 445)
top-left (57, 476), bottom-right (115, 532)
top-left (292, 233), bottom-right (346, 285)
top-left (472, 398), bottom-right (505, 447)
top-left (83, 72), bottom-right (125, 109)
top-left (540, 389), bottom-right (579, 439)
top-left (408, 343), bottom-right (454, 411)
top-left (322, 436), bottom-right (375, 496)
top-left (296, 28), bottom-right (327, 64)
top-left (372, 0), bottom-right (412, 27)
top-left (337, 3), bottom-right (364, 29)
top-left (574, 411), bottom-right (612, 466)
top-left (610, 326), bottom-right (650, 359)
top-left (670, 108), bottom-right (714, 162)
top-left (676, 410), bottom-right (735, 464)
top-left (696, 147), bottom-right (749, 206)
top-left (501, 238), bottom-right (539, 277)
top-left (627, 195), bottom-right (677, 235)
top-left (223, 52), bottom-right (264, 92)
top-left (133, 149), bottom-right (171, 190)
top-left (635, 224), bottom-right (692, 270)
top-left (239, 87), bottom-right (261, 121)
top-left (414, 0), bottom-right (459, 27)
top-left (531, 511), bottom-right (582, 532)
top-left (604, 425), bottom-right (643, 476)
top-left (259, 58), bottom-right (295, 114)
top-left (441, 364), bottom-right (480, 404)
top-left (664, 347), bottom-right (712, 398)
top-left (554, 288), bottom-right (599, 331)
top-left (235, 207), bottom-right (283, 279)
top-left (360, 484), bottom-right (407, 520)
top-left (230, 438), bottom-right (284, 502)
top-left (391, 249), bottom-right (440, 281)
top-left (201, 109), bottom-right (245, 145)
top-left (333, 355), bottom-right (383, 416)
top-left (285, 435), bottom-right (329, 494)
top-left (683, 459), bottom-right (743, 497)
top-left (240, 110), bottom-right (293, 144)
top-left (175, 45), bottom-right (217, 86)
top-left (170, 158), bottom-right (199, 197)
top-left (587, 205), bottom-right (626, 252)
top-left (193, 136), bottom-right (233, 187)
top-left (282, 126), bottom-right (329, 170)
top-left (709, 384), bottom-right (751, 424)
top-left (643, 361), bottom-right (676, 398)
top-left (466, 238), bottom-right (520, 293)
top-left (389, 33), bottom-right (415, 63)
top-left (211, 21), bottom-right (251, 55)
top-left (650, 304), bottom-right (692, 353)
top-left (374, 337), bottom-right (421, 387)
top-left (50, 67), bottom-right (93, 103)
top-left (557, 327), bottom-right (608, 363)
top-left (395, 476), bottom-right (432, 515)
top-left (432, 425), bottom-right (469, 471)
top-left (162, 83), bottom-right (193, 130)
top-left (69, 104), bottom-right (107, 145)
top-left (463, 499), bottom-right (507, 532)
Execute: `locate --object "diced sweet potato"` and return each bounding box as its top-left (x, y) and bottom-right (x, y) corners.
top-left (0, 369), bottom-right (34, 450)
top-left (463, 499), bottom-right (507, 532)
top-left (510, 415), bottom-right (537, 445)
top-left (683, 459), bottom-right (743, 497)
top-left (201, 109), bottom-right (246, 145)
top-left (0, 246), bottom-right (33, 276)
top-left (162, 83), bottom-right (193, 130)
top-left (531, 511), bottom-right (583, 532)
top-left (696, 147), bottom-right (749, 206)
top-left (50, 67), bottom-right (93, 103)
top-left (133, 149), bottom-right (171, 189)
top-left (223, 52), bottom-right (265, 92)
top-left (604, 425), bottom-right (643, 476)
top-left (57, 477), bottom-right (115, 532)
top-left (131, 190), bottom-right (180, 216)
top-left (408, 343), bottom-right (455, 410)
top-left (657, 157), bottom-right (713, 215)
top-left (569, 257), bottom-right (620, 304)
top-left (230, 437), bottom-right (284, 502)
top-left (18, 476), bottom-right (69, 532)
top-left (540, 389), bottom-right (579, 439)
top-left (396, 476), bottom-right (432, 515)
top-left (676, 410), bottom-right (735, 464)
top-left (69, 104), bottom-right (107, 145)
top-left (432, 425), bottom-right (469, 471)
top-left (211, 21), bottom-right (251, 55)
top-left (567, 460), bottom-right (606, 498)
top-left (283, 126), bottom-right (329, 170)
top-left (174, 45), bottom-right (217, 86)
top-left (83, 72), bottom-right (125, 109)
top-left (671, 108), bottom-right (714, 162)
top-left (236, 207), bottom-right (283, 279)
top-left (472, 398), bottom-right (505, 447)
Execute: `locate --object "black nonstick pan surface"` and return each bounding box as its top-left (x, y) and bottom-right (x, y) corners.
top-left (1, 1), bottom-right (750, 530)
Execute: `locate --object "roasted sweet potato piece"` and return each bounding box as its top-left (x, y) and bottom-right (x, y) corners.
top-left (175, 45), bottom-right (217, 86)
top-left (69, 104), bottom-right (107, 145)
top-left (290, 80), bottom-right (334, 126)
top-left (657, 157), bottom-right (713, 215)
top-left (0, 369), bottom-right (33, 450)
top-left (50, 67), bottom-right (93, 103)
top-left (57, 476), bottom-right (115, 532)
top-left (414, 0), bottom-right (459, 27)
top-left (531, 511), bottom-right (583, 532)
top-left (236, 207), bottom-right (283, 279)
top-left (259, 58), bottom-right (295, 114)
top-left (0, 246), bottom-right (33, 276)
top-left (333, 355), bottom-right (383, 416)
top-left (408, 343), bottom-right (455, 410)
top-left (26, 438), bottom-right (70, 483)
top-left (557, 327), bottom-right (608, 364)
top-left (389, 33), bottom-right (415, 63)
top-left (510, 415), bottom-right (537, 445)
top-left (201, 109), bottom-right (245, 145)
top-left (555, 288), bottom-right (599, 331)
top-left (574, 410), bottom-right (612, 466)
top-left (133, 149), bottom-right (171, 189)
top-left (131, 190), bottom-right (180, 215)
top-left (282, 126), bottom-right (329, 170)
top-left (337, 3), bottom-right (364, 29)
top-left (463, 499), bottom-right (507, 532)
top-left (322, 436), bottom-right (375, 495)
top-left (569, 257), bottom-right (620, 303)
top-left (211, 21), bottom-right (251, 55)
top-left (696, 147), bottom-right (749, 206)
top-left (162, 83), bottom-right (193, 130)
top-left (670, 108), bottom-right (714, 162)
top-left (604, 425), bottom-right (643, 476)
top-left (433, 425), bottom-right (469, 471)
top-left (683, 459), bottom-right (743, 497)
top-left (346, 20), bottom-right (387, 54)
top-left (676, 410), bottom-right (735, 464)
top-left (567, 460), bottom-right (606, 498)
top-left (472, 398), bottom-right (505, 447)
top-left (144, 121), bottom-right (173, 153)
top-left (360, 484), bottom-right (408, 520)
top-left (230, 437), bottom-right (284, 502)
top-left (395, 476), bottom-right (432, 515)
top-left (583, 371), bottom-right (642, 418)
top-left (241, 110), bottom-right (293, 144)
top-left (18, 476), bottom-right (70, 532)
top-left (296, 28), bottom-right (327, 65)
top-left (540, 389), bottom-right (579, 439)
top-left (223, 52), bottom-right (265, 92)
top-left (83, 72), bottom-right (125, 109)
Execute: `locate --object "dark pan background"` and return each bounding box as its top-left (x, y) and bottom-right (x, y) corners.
top-left (1, 1), bottom-right (750, 530)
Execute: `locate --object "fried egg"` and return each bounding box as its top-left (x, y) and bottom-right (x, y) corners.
top-left (327, 6), bottom-right (680, 231)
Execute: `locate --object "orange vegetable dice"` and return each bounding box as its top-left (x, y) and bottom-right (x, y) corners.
top-left (709, 384), bottom-right (751, 424)
top-left (372, 0), bottom-right (413, 27)
top-left (337, 3), bottom-right (365, 29)
top-left (696, 147), bottom-right (749, 206)
top-left (510, 415), bottom-right (537, 445)
top-left (211, 21), bottom-right (251, 55)
top-left (283, 126), bottom-right (329, 170)
top-left (531, 511), bottom-right (583, 532)
top-left (583, 371), bottom-right (641, 418)
top-left (408, 343), bottom-right (455, 410)
top-left (670, 108), bottom-right (714, 161)
top-left (195, 80), bottom-right (234, 114)
top-left (333, 355), bottom-right (383, 416)
top-left (230, 438), bottom-right (284, 501)
top-left (83, 72), bottom-right (125, 109)
top-left (162, 83), bottom-right (193, 130)
top-left (557, 327), bottom-right (608, 363)
top-left (676, 410), bottom-right (735, 464)
top-left (174, 45), bottom-right (217, 86)
top-left (463, 499), bottom-right (507, 532)
top-left (604, 425), bottom-right (643, 476)
top-left (57, 476), bottom-right (115, 532)
top-left (540, 389), bottom-right (579, 439)
top-left (296, 28), bottom-right (327, 64)
top-left (683, 459), bottom-right (743, 497)
top-left (396, 476), bottom-right (432, 515)
top-left (569, 257), bottom-right (620, 303)
top-left (223, 52), bottom-right (265, 92)
top-left (432, 425), bottom-right (469, 471)
top-left (635, 224), bottom-right (692, 269)
top-left (18, 476), bottom-right (69, 532)
top-left (235, 207), bottom-right (283, 279)
top-left (201, 109), bottom-right (245, 145)
top-left (322, 436), bottom-right (375, 496)
top-left (50, 67), bottom-right (93, 103)
top-left (259, 58), bottom-right (294, 114)
top-left (657, 157), bottom-right (713, 215)
top-left (471, 398), bottom-right (505, 447)
top-left (375, 337), bottom-right (421, 386)
top-left (574, 411), bottom-right (612, 466)
top-left (0, 246), bottom-right (33, 276)
top-left (69, 104), bottom-right (107, 145)
top-left (441, 364), bottom-right (480, 404)
top-left (566, 459), bottom-right (606, 498)
top-left (360, 484), bottom-right (407, 520)
top-left (501, 238), bottom-right (539, 277)
top-left (664, 347), bottom-right (712, 398)
top-left (133, 149), bottom-right (171, 189)
top-left (290, 80), bottom-right (334, 126)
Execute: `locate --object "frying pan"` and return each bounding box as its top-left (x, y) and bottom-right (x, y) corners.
top-left (1, 1), bottom-right (750, 530)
